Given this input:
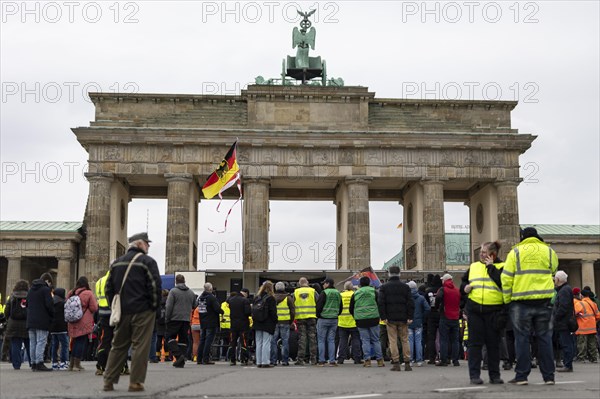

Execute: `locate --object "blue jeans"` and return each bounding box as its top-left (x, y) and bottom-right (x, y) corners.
top-left (149, 330), bottom-right (158, 361)
top-left (255, 330), bottom-right (272, 365)
top-left (509, 301), bottom-right (555, 382)
top-left (558, 330), bottom-right (574, 369)
top-left (270, 324), bottom-right (290, 364)
top-left (357, 325), bottom-right (383, 361)
top-left (51, 333), bottom-right (69, 363)
top-left (408, 326), bottom-right (424, 362)
top-left (10, 337), bottom-right (30, 369)
top-left (28, 329), bottom-right (49, 364)
top-left (438, 318), bottom-right (459, 363)
top-left (198, 327), bottom-right (216, 363)
top-left (317, 318), bottom-right (338, 363)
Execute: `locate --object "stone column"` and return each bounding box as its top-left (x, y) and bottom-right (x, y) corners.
top-left (84, 173), bottom-right (113, 283)
top-left (346, 177), bottom-right (372, 269)
top-left (165, 173), bottom-right (193, 274)
top-left (581, 260), bottom-right (596, 290)
top-left (5, 256), bottom-right (21, 296)
top-left (56, 257), bottom-right (72, 291)
top-left (495, 180), bottom-right (521, 260)
top-left (243, 178), bottom-right (270, 271)
top-left (421, 180), bottom-right (445, 270)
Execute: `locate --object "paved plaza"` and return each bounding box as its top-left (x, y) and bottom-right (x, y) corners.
top-left (1, 360), bottom-right (599, 399)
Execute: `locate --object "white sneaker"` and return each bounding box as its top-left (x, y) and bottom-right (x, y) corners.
top-left (52, 363), bottom-right (59, 370)
top-left (416, 362), bottom-right (423, 367)
top-left (59, 362), bottom-right (69, 371)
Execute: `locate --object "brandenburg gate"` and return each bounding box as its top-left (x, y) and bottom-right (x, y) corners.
top-left (73, 84), bottom-right (534, 283)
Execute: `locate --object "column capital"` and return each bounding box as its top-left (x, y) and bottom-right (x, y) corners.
top-left (165, 173), bottom-right (193, 183)
top-left (494, 179), bottom-right (522, 187)
top-left (56, 256), bottom-right (73, 262)
top-left (84, 172), bottom-right (114, 182)
top-left (420, 178), bottom-right (446, 186)
top-left (344, 176), bottom-right (373, 185)
top-left (244, 177), bottom-right (271, 185)
top-left (5, 256), bottom-right (22, 261)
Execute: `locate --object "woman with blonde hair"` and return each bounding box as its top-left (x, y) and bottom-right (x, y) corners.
top-left (252, 281), bottom-right (278, 368)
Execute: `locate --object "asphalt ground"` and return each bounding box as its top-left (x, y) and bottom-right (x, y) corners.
top-left (0, 359), bottom-right (599, 399)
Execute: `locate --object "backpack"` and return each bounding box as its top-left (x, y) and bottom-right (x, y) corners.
top-left (64, 293), bottom-right (84, 323)
top-left (252, 295), bottom-right (269, 322)
top-left (10, 297), bottom-right (27, 320)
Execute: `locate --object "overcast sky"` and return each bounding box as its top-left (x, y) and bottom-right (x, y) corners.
top-left (1, 1), bottom-right (598, 274)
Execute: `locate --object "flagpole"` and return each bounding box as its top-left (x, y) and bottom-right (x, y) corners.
top-left (238, 139), bottom-right (245, 289)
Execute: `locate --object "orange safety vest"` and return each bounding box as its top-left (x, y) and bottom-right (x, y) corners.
top-left (573, 297), bottom-right (599, 335)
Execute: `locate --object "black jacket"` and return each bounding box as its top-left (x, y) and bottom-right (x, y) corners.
top-left (251, 293), bottom-right (278, 335)
top-left (378, 276), bottom-right (414, 322)
top-left (227, 293), bottom-right (251, 331)
top-left (197, 290), bottom-right (223, 329)
top-left (26, 279), bottom-right (54, 331)
top-left (50, 288), bottom-right (67, 333)
top-left (105, 247), bottom-right (162, 315)
top-left (553, 283), bottom-right (574, 332)
top-left (4, 290), bottom-right (28, 339)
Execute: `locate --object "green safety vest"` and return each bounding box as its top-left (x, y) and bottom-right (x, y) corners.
top-left (338, 290), bottom-right (356, 328)
top-left (294, 286), bottom-right (317, 319)
top-left (353, 286), bottom-right (379, 321)
top-left (320, 288), bottom-right (341, 319)
top-left (277, 297), bottom-right (291, 321)
top-left (501, 237), bottom-right (558, 304)
top-left (468, 261), bottom-right (504, 305)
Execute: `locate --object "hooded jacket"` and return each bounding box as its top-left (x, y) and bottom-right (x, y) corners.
top-left (435, 279), bottom-right (460, 320)
top-left (165, 283), bottom-right (196, 323)
top-left (197, 290), bottom-right (223, 329)
top-left (50, 288), bottom-right (67, 333)
top-left (409, 287), bottom-right (431, 329)
top-left (26, 279), bottom-right (54, 331)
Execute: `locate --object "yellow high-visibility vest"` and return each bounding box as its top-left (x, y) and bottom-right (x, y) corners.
top-left (501, 237), bottom-right (558, 304)
top-left (220, 302), bottom-right (231, 329)
top-left (294, 286), bottom-right (316, 319)
top-left (277, 297), bottom-right (291, 321)
top-left (95, 272), bottom-right (110, 308)
top-left (338, 290), bottom-right (356, 328)
top-left (468, 261), bottom-right (504, 305)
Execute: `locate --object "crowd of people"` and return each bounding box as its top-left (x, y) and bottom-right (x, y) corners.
top-left (0, 228), bottom-right (599, 393)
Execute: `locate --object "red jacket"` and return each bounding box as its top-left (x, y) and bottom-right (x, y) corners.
top-left (436, 279), bottom-right (460, 320)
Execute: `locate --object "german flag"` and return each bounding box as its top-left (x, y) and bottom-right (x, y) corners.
top-left (202, 142), bottom-right (240, 199)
